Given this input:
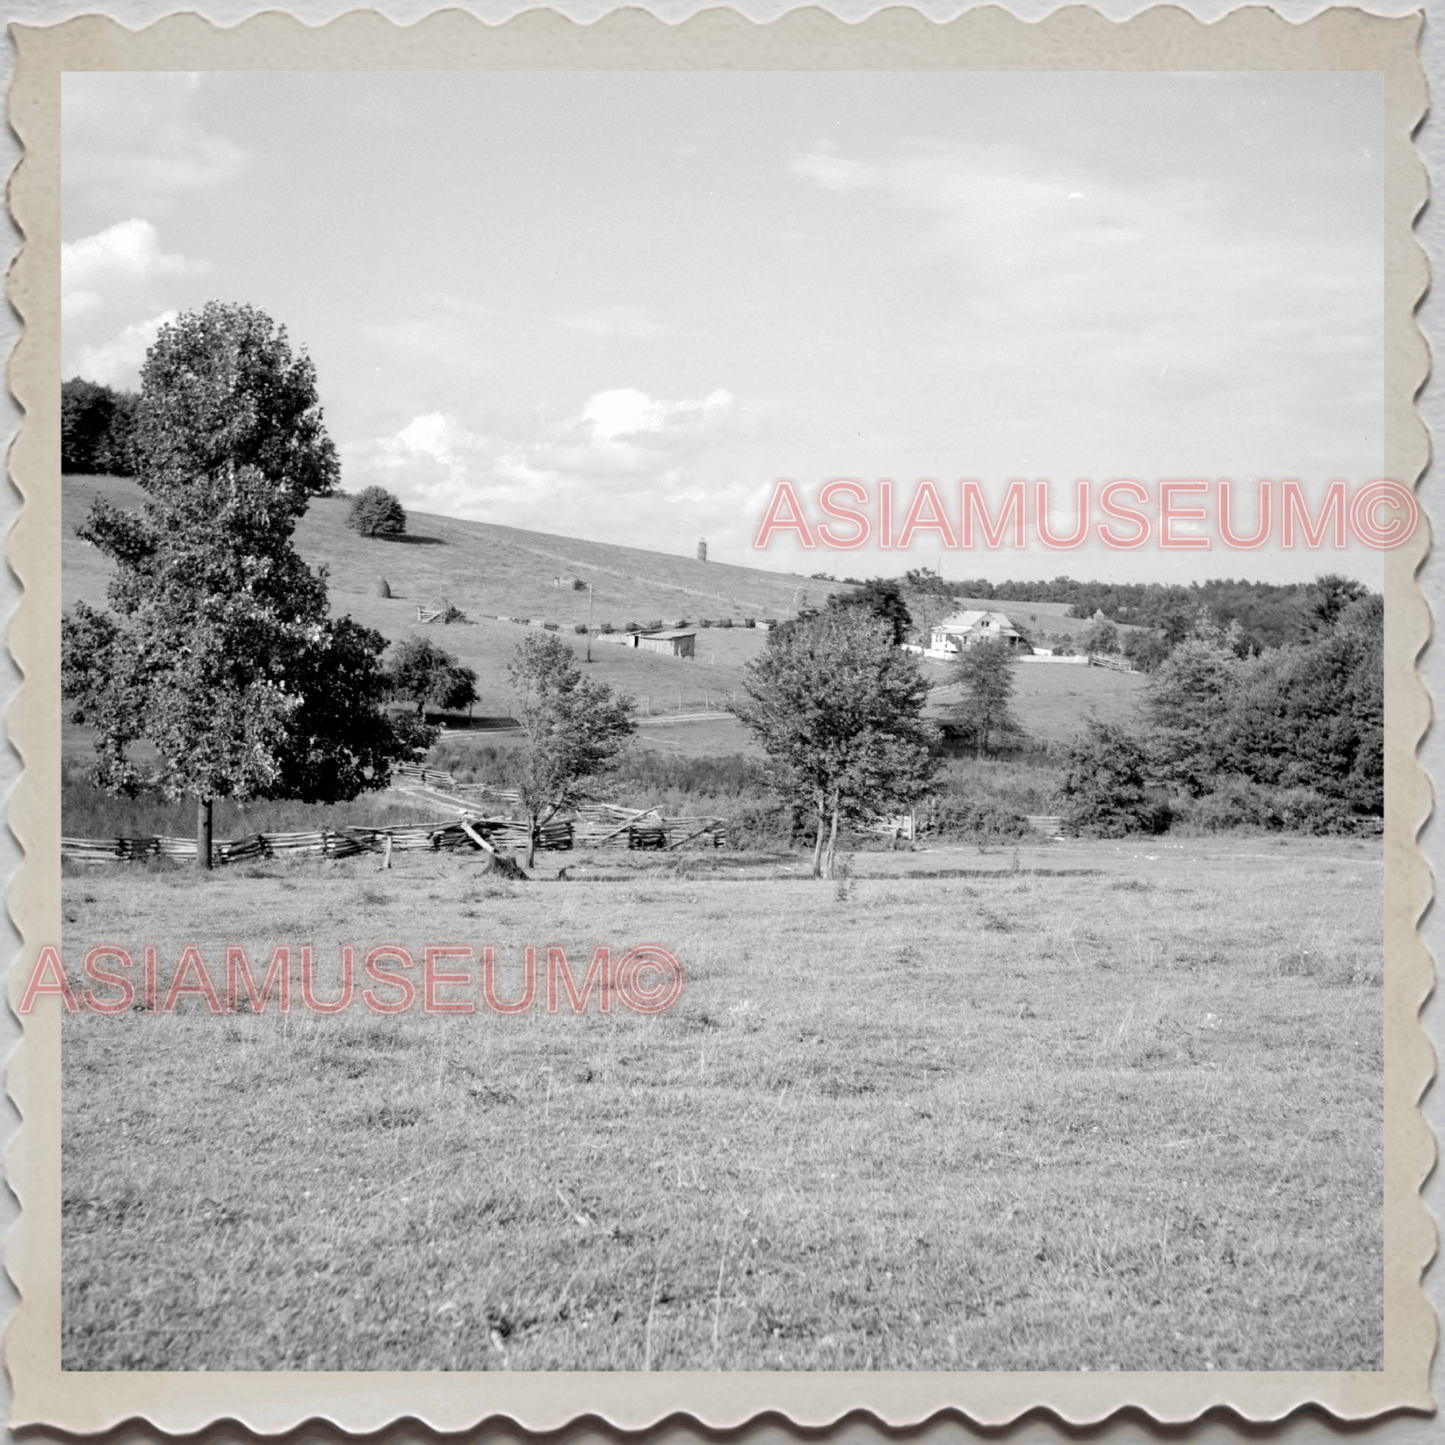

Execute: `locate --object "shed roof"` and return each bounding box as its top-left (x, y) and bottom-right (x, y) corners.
top-left (640, 629), bottom-right (697, 641)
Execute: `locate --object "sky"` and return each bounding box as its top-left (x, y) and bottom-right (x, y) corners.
top-left (61, 70), bottom-right (1385, 586)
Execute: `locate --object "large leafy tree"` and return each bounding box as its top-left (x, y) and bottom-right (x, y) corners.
top-left (734, 608), bottom-right (938, 879)
top-left (1220, 593), bottom-right (1383, 813)
top-left (507, 633), bottom-right (636, 869)
top-left (61, 301), bottom-right (409, 867)
top-left (949, 639), bottom-right (1025, 759)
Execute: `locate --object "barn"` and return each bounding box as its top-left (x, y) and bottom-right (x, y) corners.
top-left (637, 629), bottom-right (696, 659)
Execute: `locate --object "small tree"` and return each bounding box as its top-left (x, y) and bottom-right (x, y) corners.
top-left (348, 485), bottom-right (408, 538)
top-left (508, 633), bottom-right (635, 868)
top-left (61, 302), bottom-right (407, 868)
top-left (949, 639), bottom-right (1024, 758)
top-left (734, 609), bottom-right (938, 879)
top-left (385, 636), bottom-right (478, 717)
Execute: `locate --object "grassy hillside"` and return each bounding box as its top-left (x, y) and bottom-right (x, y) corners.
top-left (62, 475), bottom-right (1144, 753)
top-left (63, 475), bottom-right (837, 714)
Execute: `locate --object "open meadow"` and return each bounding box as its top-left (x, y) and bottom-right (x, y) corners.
top-left (60, 836), bottom-right (1383, 1372)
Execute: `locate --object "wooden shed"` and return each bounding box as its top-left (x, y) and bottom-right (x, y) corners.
top-left (637, 629), bottom-right (696, 659)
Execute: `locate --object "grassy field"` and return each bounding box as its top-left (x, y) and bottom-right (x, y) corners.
top-left (60, 836), bottom-right (1383, 1371)
top-left (923, 660), bottom-right (1146, 745)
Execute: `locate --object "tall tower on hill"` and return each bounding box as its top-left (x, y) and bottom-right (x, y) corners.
top-left (697, 538), bottom-right (708, 562)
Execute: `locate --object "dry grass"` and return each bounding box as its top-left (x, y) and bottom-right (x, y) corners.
top-left (60, 836), bottom-right (1383, 1372)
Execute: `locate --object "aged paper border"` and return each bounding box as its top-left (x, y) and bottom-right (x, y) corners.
top-left (4, 4), bottom-right (1433, 1434)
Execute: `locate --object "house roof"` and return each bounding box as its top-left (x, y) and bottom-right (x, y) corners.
top-left (640, 629), bottom-right (696, 641)
top-left (934, 610), bottom-right (1021, 637)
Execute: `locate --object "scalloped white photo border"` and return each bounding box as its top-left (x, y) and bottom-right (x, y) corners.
top-left (3, 5), bottom-right (1434, 1435)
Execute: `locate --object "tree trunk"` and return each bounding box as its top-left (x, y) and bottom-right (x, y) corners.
top-left (823, 806), bottom-right (840, 878)
top-left (525, 814), bottom-right (538, 869)
top-left (810, 806), bottom-right (826, 878)
top-left (197, 795), bottom-right (213, 871)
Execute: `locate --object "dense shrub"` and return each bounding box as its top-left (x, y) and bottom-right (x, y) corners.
top-left (1057, 720), bottom-right (1169, 838)
top-left (573, 623), bottom-right (588, 634)
top-left (725, 802), bottom-right (808, 850)
top-left (923, 796), bottom-right (1032, 842)
top-left (1174, 778), bottom-right (1360, 835)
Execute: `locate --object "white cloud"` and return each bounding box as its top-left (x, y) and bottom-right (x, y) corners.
top-left (61, 219), bottom-right (206, 320)
top-left (62, 73), bottom-right (247, 216)
top-left (72, 311), bottom-right (177, 388)
top-left (380, 412), bottom-right (488, 481)
top-left (553, 305), bottom-right (681, 340)
top-left (344, 413), bottom-right (491, 513)
top-left (343, 387), bottom-right (756, 541)
top-left (580, 387), bottom-right (735, 442)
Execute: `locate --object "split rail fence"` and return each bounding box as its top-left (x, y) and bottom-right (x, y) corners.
top-left (63, 801), bottom-right (726, 867)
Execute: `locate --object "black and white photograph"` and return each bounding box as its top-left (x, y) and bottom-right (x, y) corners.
top-left (8, 5), bottom-right (1433, 1429)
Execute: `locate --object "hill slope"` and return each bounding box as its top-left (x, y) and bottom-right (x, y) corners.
top-left (62, 476), bottom-right (1145, 753)
top-left (62, 476), bottom-right (842, 717)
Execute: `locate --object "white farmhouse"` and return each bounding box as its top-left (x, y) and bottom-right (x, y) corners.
top-left (924, 609), bottom-right (1026, 659)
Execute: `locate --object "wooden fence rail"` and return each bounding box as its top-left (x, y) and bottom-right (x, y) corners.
top-left (62, 809), bottom-right (726, 866)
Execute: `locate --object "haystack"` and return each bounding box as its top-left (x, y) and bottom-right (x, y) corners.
top-left (372, 576), bottom-right (392, 598)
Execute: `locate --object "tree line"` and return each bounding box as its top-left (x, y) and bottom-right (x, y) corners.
top-left (62, 378), bottom-right (140, 476)
top-left (902, 566), bottom-right (1360, 657)
top-left (1057, 595), bottom-right (1382, 836)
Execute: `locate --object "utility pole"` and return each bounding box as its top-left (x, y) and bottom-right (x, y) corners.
top-left (586, 584), bottom-right (594, 663)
